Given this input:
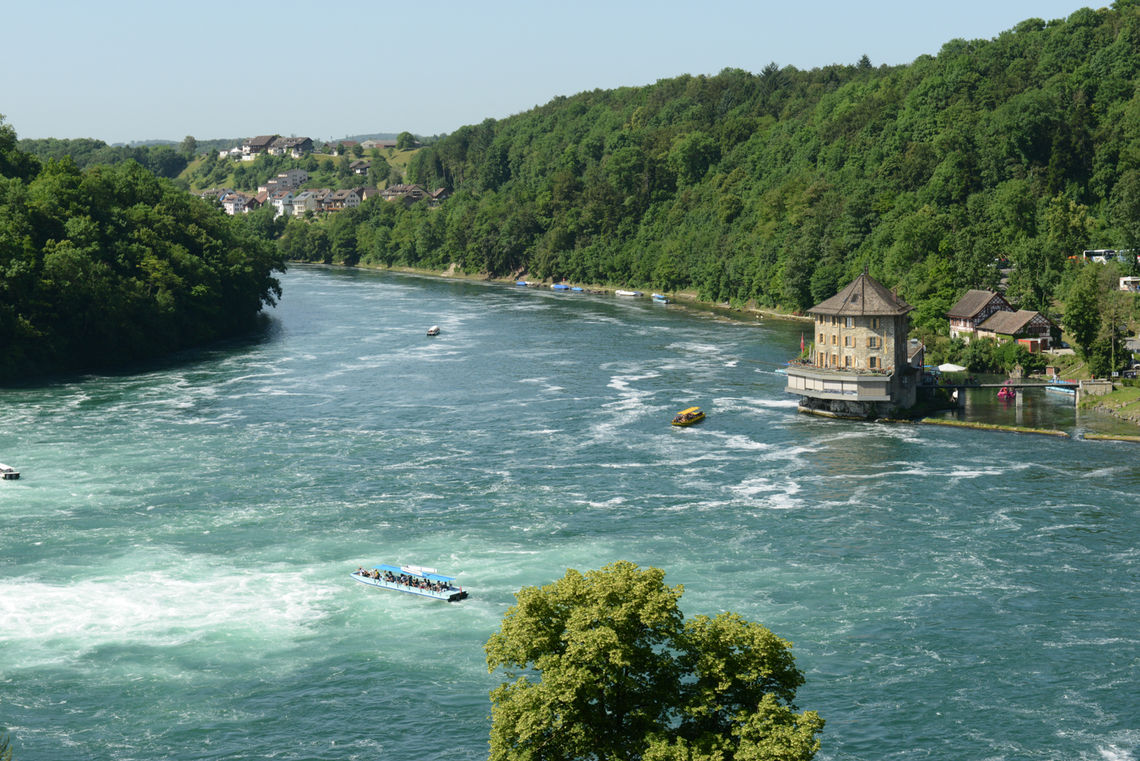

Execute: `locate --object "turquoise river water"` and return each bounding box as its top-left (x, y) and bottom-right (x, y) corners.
top-left (1, 265), bottom-right (1138, 761)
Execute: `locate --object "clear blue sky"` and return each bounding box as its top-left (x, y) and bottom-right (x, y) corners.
top-left (2, 0), bottom-right (1100, 145)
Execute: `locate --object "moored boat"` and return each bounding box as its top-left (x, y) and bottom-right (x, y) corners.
top-left (427, 325), bottom-right (440, 336)
top-left (1045, 378), bottom-right (1076, 396)
top-left (615, 289), bottom-right (642, 297)
top-left (352, 563), bottom-right (467, 602)
top-left (552, 283), bottom-right (571, 291)
top-left (671, 407), bottom-right (705, 426)
top-left (651, 293), bottom-right (669, 303)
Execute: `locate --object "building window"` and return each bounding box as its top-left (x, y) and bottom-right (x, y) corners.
top-left (867, 336), bottom-right (880, 348)
top-left (870, 318), bottom-right (879, 329)
top-left (845, 317), bottom-right (855, 328)
top-left (819, 332), bottom-right (824, 344)
top-left (831, 334), bottom-right (838, 345)
top-left (831, 354), bottom-right (838, 366)
top-left (869, 356), bottom-right (879, 369)
top-left (845, 355), bottom-right (852, 367)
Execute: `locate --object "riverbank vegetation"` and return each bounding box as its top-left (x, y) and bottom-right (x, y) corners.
top-left (0, 118), bottom-right (285, 382)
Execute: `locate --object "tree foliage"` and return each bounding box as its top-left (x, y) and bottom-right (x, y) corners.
top-left (485, 561), bottom-right (823, 761)
top-left (0, 120), bottom-right (285, 381)
top-left (17, 136), bottom-right (188, 178)
top-left (1061, 261), bottom-right (1136, 374)
top-left (396, 131), bottom-right (417, 150)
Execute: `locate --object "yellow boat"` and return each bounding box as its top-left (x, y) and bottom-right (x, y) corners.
top-left (671, 407), bottom-right (705, 426)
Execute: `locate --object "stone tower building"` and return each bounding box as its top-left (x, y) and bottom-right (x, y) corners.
top-left (784, 270), bottom-right (923, 418)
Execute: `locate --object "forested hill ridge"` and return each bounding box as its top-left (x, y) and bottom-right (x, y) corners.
top-left (0, 118), bottom-right (285, 382)
top-left (284, 2), bottom-right (1140, 338)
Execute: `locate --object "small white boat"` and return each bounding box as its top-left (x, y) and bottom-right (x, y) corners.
top-left (615, 289), bottom-right (642, 297)
top-left (651, 293), bottom-right (669, 303)
top-left (426, 325), bottom-right (440, 336)
top-left (0, 463), bottom-right (19, 480)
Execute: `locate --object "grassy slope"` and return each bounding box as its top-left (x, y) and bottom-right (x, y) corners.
top-left (178, 147), bottom-right (422, 192)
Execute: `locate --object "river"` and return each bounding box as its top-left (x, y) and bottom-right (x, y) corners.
top-left (1, 265), bottom-right (1137, 761)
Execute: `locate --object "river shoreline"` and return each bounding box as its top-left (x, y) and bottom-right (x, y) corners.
top-left (316, 261), bottom-right (815, 326)
top-left (292, 260), bottom-right (1140, 438)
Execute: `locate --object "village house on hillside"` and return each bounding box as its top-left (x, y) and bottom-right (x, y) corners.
top-left (326, 188), bottom-right (362, 211)
top-left (268, 136), bottom-right (313, 158)
top-left (380, 184), bottom-right (429, 203)
top-left (242, 135), bottom-right (278, 160)
top-left (975, 310), bottom-right (1056, 352)
top-left (234, 135), bottom-right (313, 161)
top-left (269, 189), bottom-right (295, 218)
top-left (785, 270), bottom-right (923, 418)
top-left (221, 193), bottom-right (261, 215)
top-left (947, 289), bottom-right (1011, 341)
top-left (947, 289), bottom-right (1056, 351)
top-left (259, 170), bottom-right (310, 195)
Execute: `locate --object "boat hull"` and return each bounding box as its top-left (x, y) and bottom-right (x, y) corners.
top-left (351, 572), bottom-right (467, 602)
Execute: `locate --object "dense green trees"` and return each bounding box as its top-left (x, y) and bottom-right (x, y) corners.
top-left (283, 3), bottom-right (1140, 351)
top-left (1062, 261), bottom-right (1134, 375)
top-left (485, 561), bottom-right (822, 761)
top-left (16, 137), bottom-right (189, 178)
top-left (0, 120), bottom-right (284, 381)
top-left (396, 131), bottom-right (416, 150)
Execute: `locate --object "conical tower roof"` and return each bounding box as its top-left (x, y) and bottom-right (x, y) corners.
top-left (808, 270), bottom-right (913, 317)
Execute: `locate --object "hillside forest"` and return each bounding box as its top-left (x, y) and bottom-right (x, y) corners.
top-left (273, 2), bottom-right (1140, 372)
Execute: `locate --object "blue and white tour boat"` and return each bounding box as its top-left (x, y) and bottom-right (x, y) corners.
top-left (352, 563), bottom-right (468, 602)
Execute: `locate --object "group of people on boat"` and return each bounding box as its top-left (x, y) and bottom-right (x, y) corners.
top-left (355, 567), bottom-right (455, 594)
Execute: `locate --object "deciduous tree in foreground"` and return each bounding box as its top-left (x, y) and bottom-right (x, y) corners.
top-left (485, 561), bottom-right (823, 761)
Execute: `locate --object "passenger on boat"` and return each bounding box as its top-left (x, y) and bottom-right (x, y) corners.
top-left (355, 566), bottom-right (456, 592)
